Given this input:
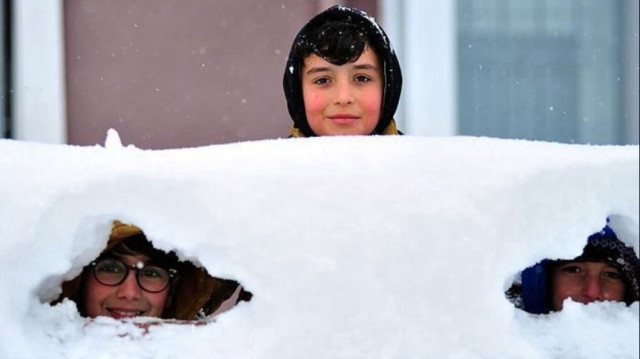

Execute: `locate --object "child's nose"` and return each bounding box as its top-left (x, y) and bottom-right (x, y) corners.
top-left (581, 274), bottom-right (604, 302)
top-left (333, 81), bottom-right (354, 105)
top-left (116, 270), bottom-right (143, 300)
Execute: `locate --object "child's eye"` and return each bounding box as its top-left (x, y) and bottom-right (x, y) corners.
top-left (100, 265), bottom-right (121, 273)
top-left (354, 75), bottom-right (371, 83)
top-left (560, 264), bottom-right (582, 274)
top-left (603, 270), bottom-right (623, 281)
top-left (140, 267), bottom-right (167, 279)
top-left (95, 259), bottom-right (125, 274)
top-left (313, 77), bottom-right (330, 85)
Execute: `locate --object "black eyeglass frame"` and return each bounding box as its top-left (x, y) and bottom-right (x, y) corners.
top-left (89, 258), bottom-right (177, 293)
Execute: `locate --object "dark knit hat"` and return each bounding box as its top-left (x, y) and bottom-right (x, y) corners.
top-left (573, 226), bottom-right (640, 304)
top-left (282, 5), bottom-right (402, 137)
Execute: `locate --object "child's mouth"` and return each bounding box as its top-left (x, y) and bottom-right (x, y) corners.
top-left (107, 308), bottom-right (145, 319)
top-left (328, 115), bottom-right (359, 125)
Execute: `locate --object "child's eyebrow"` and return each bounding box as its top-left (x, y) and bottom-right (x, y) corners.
top-left (352, 63), bottom-right (379, 71)
top-left (305, 63), bottom-right (379, 76)
top-left (305, 66), bottom-right (332, 75)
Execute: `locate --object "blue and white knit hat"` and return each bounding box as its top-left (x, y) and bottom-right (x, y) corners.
top-left (519, 224), bottom-right (639, 314)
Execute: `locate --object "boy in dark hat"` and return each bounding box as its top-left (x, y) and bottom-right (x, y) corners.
top-left (506, 224), bottom-right (639, 314)
top-left (283, 5), bottom-right (403, 137)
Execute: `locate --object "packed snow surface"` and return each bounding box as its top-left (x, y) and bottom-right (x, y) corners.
top-left (0, 135), bottom-right (637, 358)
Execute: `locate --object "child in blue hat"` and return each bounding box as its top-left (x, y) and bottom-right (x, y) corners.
top-left (507, 224), bottom-right (639, 314)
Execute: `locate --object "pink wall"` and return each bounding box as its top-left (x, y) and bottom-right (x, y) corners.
top-left (64, 0), bottom-right (375, 149)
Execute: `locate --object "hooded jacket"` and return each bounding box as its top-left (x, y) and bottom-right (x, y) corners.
top-left (283, 5), bottom-right (403, 137)
top-left (506, 224), bottom-right (640, 314)
top-left (52, 221), bottom-right (251, 320)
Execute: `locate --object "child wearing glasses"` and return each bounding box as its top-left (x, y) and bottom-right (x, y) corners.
top-left (53, 221), bottom-right (251, 320)
top-left (82, 230), bottom-right (179, 319)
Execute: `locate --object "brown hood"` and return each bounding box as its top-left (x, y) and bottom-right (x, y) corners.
top-left (53, 221), bottom-right (246, 320)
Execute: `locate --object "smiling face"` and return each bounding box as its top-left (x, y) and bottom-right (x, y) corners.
top-left (83, 253), bottom-right (170, 319)
top-left (550, 261), bottom-right (625, 311)
top-left (301, 46), bottom-right (383, 136)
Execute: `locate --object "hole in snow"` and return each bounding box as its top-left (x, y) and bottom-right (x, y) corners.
top-left (505, 222), bottom-right (639, 315)
top-left (43, 220), bottom-right (252, 322)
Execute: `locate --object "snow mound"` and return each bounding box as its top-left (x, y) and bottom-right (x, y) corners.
top-left (0, 136), bottom-right (637, 358)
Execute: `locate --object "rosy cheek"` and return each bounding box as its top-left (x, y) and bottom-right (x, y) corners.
top-left (363, 97), bottom-right (382, 119)
top-left (306, 98), bottom-right (326, 117)
top-left (310, 94), bottom-right (323, 106)
top-left (368, 99), bottom-right (381, 113)
top-left (363, 89), bottom-right (381, 108)
top-left (84, 280), bottom-right (108, 317)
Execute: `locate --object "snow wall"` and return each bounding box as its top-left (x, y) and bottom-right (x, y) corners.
top-left (0, 136), bottom-right (638, 358)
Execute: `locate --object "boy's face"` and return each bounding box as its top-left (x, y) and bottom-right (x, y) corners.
top-left (550, 261), bottom-right (625, 311)
top-left (83, 252), bottom-right (171, 319)
top-left (301, 46), bottom-right (383, 136)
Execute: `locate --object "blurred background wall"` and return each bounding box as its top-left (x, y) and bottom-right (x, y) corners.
top-left (62, 0), bottom-right (377, 148)
top-left (4, 0), bottom-right (639, 149)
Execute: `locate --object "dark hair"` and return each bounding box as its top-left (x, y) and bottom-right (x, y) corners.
top-left (293, 17), bottom-right (379, 67)
top-left (107, 234), bottom-right (179, 270)
top-left (283, 5), bottom-right (402, 137)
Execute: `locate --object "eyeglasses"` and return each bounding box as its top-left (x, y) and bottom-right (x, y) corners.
top-left (90, 258), bottom-right (177, 293)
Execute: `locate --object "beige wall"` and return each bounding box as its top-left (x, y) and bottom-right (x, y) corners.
top-left (64, 0), bottom-right (376, 149)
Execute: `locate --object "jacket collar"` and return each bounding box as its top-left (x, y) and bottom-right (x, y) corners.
top-left (290, 119), bottom-right (401, 137)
